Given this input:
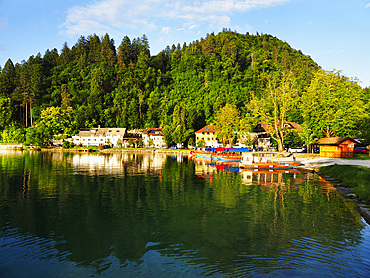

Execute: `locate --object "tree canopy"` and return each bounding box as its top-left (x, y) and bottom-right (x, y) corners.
top-left (0, 30), bottom-right (368, 145)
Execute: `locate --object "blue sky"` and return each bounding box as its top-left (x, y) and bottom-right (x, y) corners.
top-left (1, 0), bottom-right (370, 87)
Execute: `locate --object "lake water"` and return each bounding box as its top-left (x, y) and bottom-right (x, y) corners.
top-left (1, 151), bottom-right (370, 277)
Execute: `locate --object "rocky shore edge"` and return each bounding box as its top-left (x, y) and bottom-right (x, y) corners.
top-left (317, 171), bottom-right (370, 224)
top-left (296, 155), bottom-right (370, 225)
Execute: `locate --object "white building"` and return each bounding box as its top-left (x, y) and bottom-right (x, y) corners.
top-left (141, 128), bottom-right (166, 148)
top-left (72, 127), bottom-right (127, 147)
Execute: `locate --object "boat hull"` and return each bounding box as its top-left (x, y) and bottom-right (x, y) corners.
top-left (190, 151), bottom-right (242, 162)
top-left (239, 162), bottom-right (301, 169)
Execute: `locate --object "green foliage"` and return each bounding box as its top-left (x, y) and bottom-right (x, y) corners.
top-left (63, 140), bottom-right (72, 149)
top-left (25, 126), bottom-right (47, 147)
top-left (138, 138), bottom-right (144, 147)
top-left (1, 30), bottom-right (367, 147)
top-left (117, 138), bottom-right (123, 148)
top-left (197, 139), bottom-right (205, 148)
top-left (188, 137), bottom-right (194, 147)
top-left (284, 129), bottom-right (304, 148)
top-left (148, 138), bottom-right (154, 147)
top-left (0, 126), bottom-right (25, 143)
top-left (128, 138), bottom-right (134, 147)
top-left (214, 103), bottom-right (242, 147)
top-left (36, 106), bottom-right (77, 137)
top-left (162, 125), bottom-right (174, 146)
top-left (0, 97), bottom-right (13, 127)
top-left (248, 71), bottom-right (299, 151)
top-left (301, 70), bottom-right (364, 138)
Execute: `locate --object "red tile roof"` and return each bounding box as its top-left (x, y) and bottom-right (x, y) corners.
top-left (195, 125), bottom-right (217, 133)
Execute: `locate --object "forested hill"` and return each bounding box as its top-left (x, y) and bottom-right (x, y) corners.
top-left (0, 30), bottom-right (320, 135)
top-left (0, 31), bottom-right (318, 134)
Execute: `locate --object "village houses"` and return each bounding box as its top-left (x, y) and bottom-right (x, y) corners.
top-left (72, 127), bottom-right (167, 148)
top-left (195, 121), bottom-right (302, 149)
top-left (72, 127), bottom-right (128, 147)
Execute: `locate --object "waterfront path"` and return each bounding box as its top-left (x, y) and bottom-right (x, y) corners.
top-left (299, 157), bottom-right (370, 168)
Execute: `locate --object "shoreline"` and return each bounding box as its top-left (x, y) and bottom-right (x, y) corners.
top-left (295, 155), bottom-right (370, 224)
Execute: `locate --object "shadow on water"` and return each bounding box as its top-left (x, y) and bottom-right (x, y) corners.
top-left (0, 151), bottom-right (369, 277)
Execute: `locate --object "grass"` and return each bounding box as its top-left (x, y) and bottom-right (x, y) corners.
top-left (346, 154), bottom-right (370, 160)
top-left (319, 165), bottom-right (370, 200)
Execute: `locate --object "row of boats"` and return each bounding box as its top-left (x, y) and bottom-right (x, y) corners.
top-left (189, 147), bottom-right (301, 169)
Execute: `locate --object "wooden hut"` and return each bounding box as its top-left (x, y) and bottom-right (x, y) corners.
top-left (316, 137), bottom-right (356, 158)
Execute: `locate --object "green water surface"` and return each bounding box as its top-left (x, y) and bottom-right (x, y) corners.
top-left (0, 151), bottom-right (369, 277)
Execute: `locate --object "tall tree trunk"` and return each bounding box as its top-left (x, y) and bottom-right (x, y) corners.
top-left (30, 101), bottom-right (33, 127)
top-left (25, 103), bottom-right (28, 128)
top-left (278, 138), bottom-right (284, 152)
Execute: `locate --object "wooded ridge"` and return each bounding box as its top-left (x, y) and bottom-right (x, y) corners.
top-left (0, 30), bottom-right (369, 147)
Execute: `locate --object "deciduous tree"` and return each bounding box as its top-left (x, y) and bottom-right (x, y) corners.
top-left (301, 70), bottom-right (364, 138)
top-left (214, 103), bottom-right (241, 147)
top-left (248, 71), bottom-right (299, 151)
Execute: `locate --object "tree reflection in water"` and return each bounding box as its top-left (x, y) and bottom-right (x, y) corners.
top-left (0, 151), bottom-right (367, 277)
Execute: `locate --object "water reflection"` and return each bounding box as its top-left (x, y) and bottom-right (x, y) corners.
top-left (0, 151), bottom-right (369, 277)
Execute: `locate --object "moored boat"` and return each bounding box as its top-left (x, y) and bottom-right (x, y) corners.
top-left (239, 151), bottom-right (300, 169)
top-left (190, 147), bottom-right (249, 162)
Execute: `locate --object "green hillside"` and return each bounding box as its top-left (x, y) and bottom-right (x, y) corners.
top-left (0, 30), bottom-right (368, 147)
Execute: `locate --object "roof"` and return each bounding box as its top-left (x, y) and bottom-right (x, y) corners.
top-left (142, 128), bottom-right (162, 135)
top-left (107, 128), bottom-right (126, 136)
top-left (77, 127), bottom-right (125, 137)
top-left (253, 121), bottom-right (302, 133)
top-left (96, 128), bottom-right (108, 136)
top-left (195, 125), bottom-right (217, 134)
top-left (285, 121), bottom-right (302, 131)
top-left (78, 130), bottom-right (95, 137)
top-left (316, 137), bottom-right (357, 146)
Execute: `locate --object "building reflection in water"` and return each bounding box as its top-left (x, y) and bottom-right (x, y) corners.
top-left (191, 156), bottom-right (338, 195)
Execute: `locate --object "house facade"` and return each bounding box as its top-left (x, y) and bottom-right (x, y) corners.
top-left (141, 128), bottom-right (166, 148)
top-left (316, 137), bottom-right (356, 158)
top-left (195, 125), bottom-right (220, 148)
top-left (72, 127), bottom-right (127, 147)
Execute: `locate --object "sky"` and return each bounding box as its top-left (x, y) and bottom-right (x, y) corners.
top-left (1, 0), bottom-right (370, 87)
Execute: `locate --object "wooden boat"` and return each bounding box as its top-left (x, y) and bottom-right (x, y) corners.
top-left (239, 152), bottom-right (300, 169)
top-left (190, 147), bottom-right (249, 162)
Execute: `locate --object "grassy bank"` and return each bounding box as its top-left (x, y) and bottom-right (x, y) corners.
top-left (319, 165), bottom-right (370, 200)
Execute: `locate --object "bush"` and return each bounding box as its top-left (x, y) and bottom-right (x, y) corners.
top-left (63, 140), bottom-right (72, 149)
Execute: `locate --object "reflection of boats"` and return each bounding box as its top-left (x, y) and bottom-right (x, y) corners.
top-left (239, 152), bottom-right (300, 169)
top-left (190, 148), bottom-right (249, 162)
top-left (240, 168), bottom-right (300, 185)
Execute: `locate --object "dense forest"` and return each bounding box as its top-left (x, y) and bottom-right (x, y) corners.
top-left (0, 30), bottom-right (369, 147)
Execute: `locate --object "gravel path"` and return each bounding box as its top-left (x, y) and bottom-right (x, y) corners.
top-left (299, 157), bottom-right (370, 168)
